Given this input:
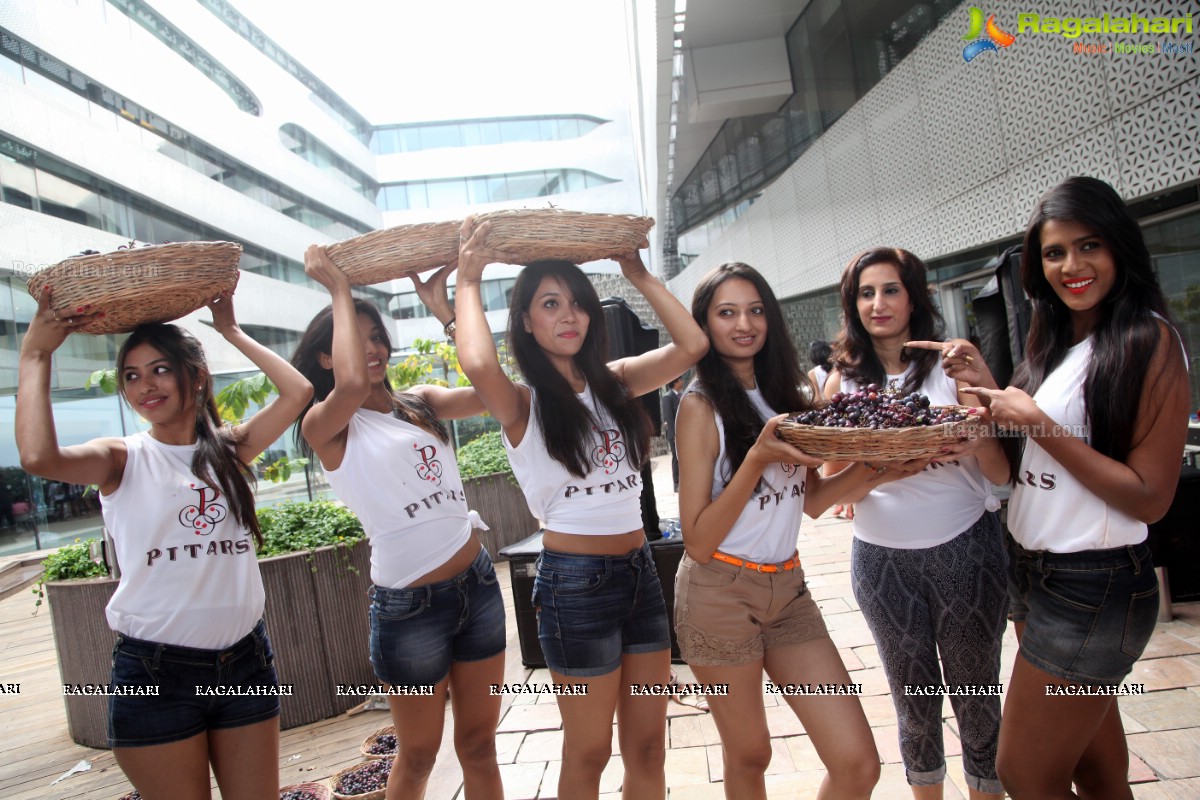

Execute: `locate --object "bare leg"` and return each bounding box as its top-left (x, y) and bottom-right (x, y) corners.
top-left (113, 732), bottom-right (212, 800)
top-left (207, 716), bottom-right (280, 800)
top-left (553, 667), bottom-right (621, 800)
top-left (448, 653), bottom-right (505, 799)
top-left (690, 660), bottom-right (771, 800)
top-left (385, 677), bottom-right (450, 800)
top-left (764, 639), bottom-right (880, 799)
top-left (615, 649), bottom-right (670, 798)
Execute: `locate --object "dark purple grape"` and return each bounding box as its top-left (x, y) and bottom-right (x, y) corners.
top-left (335, 758), bottom-right (393, 795)
top-left (367, 733), bottom-right (398, 755)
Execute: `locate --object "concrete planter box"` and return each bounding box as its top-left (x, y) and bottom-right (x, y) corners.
top-left (462, 472), bottom-right (539, 560)
top-left (45, 540), bottom-right (375, 747)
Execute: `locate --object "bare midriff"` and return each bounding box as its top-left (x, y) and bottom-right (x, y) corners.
top-left (542, 528), bottom-right (646, 555)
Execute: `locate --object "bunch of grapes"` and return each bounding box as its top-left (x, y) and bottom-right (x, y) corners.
top-left (790, 385), bottom-right (968, 429)
top-left (280, 788), bottom-right (324, 800)
top-left (367, 733), bottom-right (398, 756)
top-left (335, 758), bottom-right (393, 795)
top-left (120, 792), bottom-right (142, 800)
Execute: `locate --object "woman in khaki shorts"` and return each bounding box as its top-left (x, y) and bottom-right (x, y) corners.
top-left (674, 262), bottom-right (887, 799)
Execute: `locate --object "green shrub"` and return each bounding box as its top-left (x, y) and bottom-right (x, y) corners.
top-left (32, 538), bottom-right (109, 610)
top-left (256, 500), bottom-right (365, 562)
top-left (456, 431), bottom-right (514, 480)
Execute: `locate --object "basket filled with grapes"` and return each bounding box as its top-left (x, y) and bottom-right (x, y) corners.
top-left (360, 725), bottom-right (397, 759)
top-left (280, 783), bottom-right (333, 800)
top-left (777, 385), bottom-right (988, 462)
top-left (332, 758), bottom-right (392, 799)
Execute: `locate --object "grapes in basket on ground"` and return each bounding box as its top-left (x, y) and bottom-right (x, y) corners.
top-left (336, 758), bottom-right (393, 795)
top-left (281, 789), bottom-right (324, 800)
top-left (367, 732), bottom-right (398, 755)
top-left (790, 385), bottom-right (968, 429)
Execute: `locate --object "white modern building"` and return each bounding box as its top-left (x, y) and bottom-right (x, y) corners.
top-left (0, 0), bottom-right (654, 554)
top-left (645, 0), bottom-right (1198, 410)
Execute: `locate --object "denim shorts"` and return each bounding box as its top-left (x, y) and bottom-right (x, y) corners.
top-left (108, 620), bottom-right (280, 748)
top-left (1006, 534), bottom-right (1159, 686)
top-left (369, 546), bottom-right (506, 688)
top-left (532, 542), bottom-right (672, 677)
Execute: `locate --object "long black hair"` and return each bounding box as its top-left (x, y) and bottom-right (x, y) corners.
top-left (290, 299), bottom-right (447, 460)
top-left (507, 260), bottom-right (649, 478)
top-left (1012, 175), bottom-right (1177, 467)
top-left (117, 324), bottom-right (262, 544)
top-left (832, 247), bottom-right (943, 394)
top-left (691, 262), bottom-right (811, 483)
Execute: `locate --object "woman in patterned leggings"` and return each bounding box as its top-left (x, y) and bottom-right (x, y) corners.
top-left (824, 247), bottom-right (1010, 800)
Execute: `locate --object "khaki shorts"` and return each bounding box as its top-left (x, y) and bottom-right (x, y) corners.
top-left (674, 552), bottom-right (829, 666)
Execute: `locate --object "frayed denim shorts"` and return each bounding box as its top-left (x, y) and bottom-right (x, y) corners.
top-left (108, 619), bottom-right (279, 748)
top-left (1006, 534), bottom-right (1159, 686)
top-left (368, 546), bottom-right (506, 688)
top-left (532, 541), bottom-right (671, 677)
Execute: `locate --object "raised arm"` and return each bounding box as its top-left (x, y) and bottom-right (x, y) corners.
top-left (968, 321), bottom-right (1188, 523)
top-left (677, 395), bottom-right (821, 563)
top-left (454, 218), bottom-right (531, 441)
top-left (607, 249), bottom-right (708, 398)
top-left (210, 289), bottom-right (312, 463)
top-left (295, 245), bottom-right (369, 467)
top-left (16, 288), bottom-right (125, 492)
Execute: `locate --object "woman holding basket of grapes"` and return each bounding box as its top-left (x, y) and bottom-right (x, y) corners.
top-left (823, 247), bottom-right (1010, 800)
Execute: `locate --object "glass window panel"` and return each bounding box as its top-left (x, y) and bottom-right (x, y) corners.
top-left (421, 125), bottom-right (462, 150)
top-left (467, 177), bottom-right (489, 205)
top-left (559, 118), bottom-right (581, 139)
top-left (564, 169), bottom-right (587, 193)
top-left (0, 156), bottom-right (38, 210)
top-left (34, 169), bottom-right (95, 227)
top-left (808, 0), bottom-right (857, 127)
top-left (538, 119), bottom-right (556, 141)
top-left (500, 119), bottom-right (539, 143)
top-left (406, 182), bottom-right (429, 210)
top-left (486, 175), bottom-right (508, 203)
top-left (480, 122), bottom-right (501, 145)
top-left (505, 171), bottom-right (550, 200)
top-left (461, 123), bottom-right (482, 147)
top-left (425, 179), bottom-right (467, 208)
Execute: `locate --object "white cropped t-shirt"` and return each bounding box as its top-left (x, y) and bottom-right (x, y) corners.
top-left (324, 409), bottom-right (475, 588)
top-left (100, 432), bottom-right (264, 649)
top-left (504, 384), bottom-right (644, 535)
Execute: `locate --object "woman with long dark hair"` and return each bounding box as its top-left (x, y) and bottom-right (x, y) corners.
top-left (454, 218), bottom-right (708, 799)
top-left (291, 246), bottom-right (504, 800)
top-left (824, 247), bottom-right (1010, 800)
top-left (16, 286), bottom-right (313, 800)
top-left (964, 177), bottom-right (1188, 799)
top-left (674, 262), bottom-right (881, 799)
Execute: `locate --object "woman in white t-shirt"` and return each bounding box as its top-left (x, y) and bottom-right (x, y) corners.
top-left (824, 247), bottom-right (1011, 800)
top-left (454, 218), bottom-right (708, 799)
top-left (675, 262), bottom-right (882, 799)
top-left (962, 177), bottom-right (1189, 799)
top-left (291, 246), bottom-right (505, 799)
top-left (16, 284), bottom-right (313, 799)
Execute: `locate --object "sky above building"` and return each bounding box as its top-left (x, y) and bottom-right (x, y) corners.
top-left (232, 0), bottom-right (636, 124)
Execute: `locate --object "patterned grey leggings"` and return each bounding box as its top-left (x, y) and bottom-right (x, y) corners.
top-left (851, 511), bottom-right (1008, 794)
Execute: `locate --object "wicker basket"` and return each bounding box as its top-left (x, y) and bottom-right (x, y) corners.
top-left (26, 241), bottom-right (242, 335)
top-left (359, 724), bottom-right (397, 759)
top-left (475, 208), bottom-right (654, 264)
top-left (326, 221), bottom-right (460, 285)
top-left (330, 760), bottom-right (391, 800)
top-left (280, 782), bottom-right (333, 800)
top-left (776, 406), bottom-right (988, 462)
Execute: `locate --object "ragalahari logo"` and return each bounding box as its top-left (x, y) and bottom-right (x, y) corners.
top-left (962, 7), bottom-right (1016, 61)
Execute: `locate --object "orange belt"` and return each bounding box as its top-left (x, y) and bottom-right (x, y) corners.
top-left (710, 551), bottom-right (801, 573)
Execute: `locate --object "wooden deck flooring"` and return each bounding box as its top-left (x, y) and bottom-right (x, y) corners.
top-left (0, 565), bottom-right (529, 800)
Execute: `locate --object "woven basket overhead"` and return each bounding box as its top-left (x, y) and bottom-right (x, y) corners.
top-left (325, 221), bottom-right (460, 285)
top-left (475, 209), bottom-right (654, 264)
top-left (26, 241), bottom-right (242, 335)
top-left (776, 406), bottom-right (988, 462)
top-left (278, 782), bottom-right (333, 800)
top-left (359, 723), bottom-right (397, 760)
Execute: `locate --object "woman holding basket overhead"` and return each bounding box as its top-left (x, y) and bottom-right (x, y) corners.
top-left (454, 216), bottom-right (708, 799)
top-left (674, 261), bottom-right (882, 799)
top-left (823, 247), bottom-right (1010, 800)
top-left (17, 284), bottom-right (312, 800)
top-left (291, 245), bottom-right (505, 800)
top-left (962, 177), bottom-right (1188, 799)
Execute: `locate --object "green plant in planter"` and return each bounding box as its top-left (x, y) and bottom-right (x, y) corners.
top-left (257, 500), bottom-right (366, 572)
top-left (455, 431), bottom-right (515, 482)
top-left (31, 538), bottom-right (109, 610)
